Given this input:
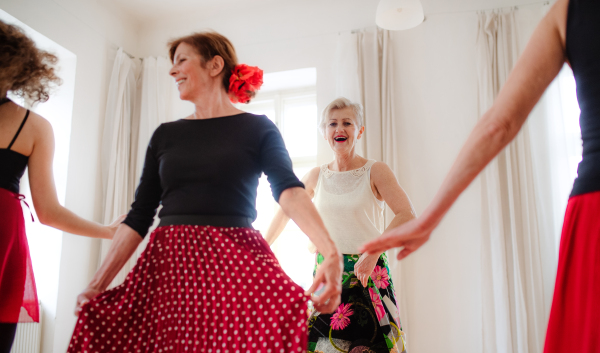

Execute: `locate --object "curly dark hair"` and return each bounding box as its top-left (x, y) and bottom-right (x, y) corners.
top-left (0, 20), bottom-right (62, 103)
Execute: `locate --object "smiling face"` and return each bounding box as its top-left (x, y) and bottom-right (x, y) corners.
top-left (325, 107), bottom-right (365, 154)
top-left (169, 42), bottom-right (222, 102)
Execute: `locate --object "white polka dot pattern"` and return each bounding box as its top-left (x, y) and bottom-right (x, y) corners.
top-left (67, 225), bottom-right (309, 353)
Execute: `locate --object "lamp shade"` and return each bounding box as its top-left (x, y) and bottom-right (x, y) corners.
top-left (376, 0), bottom-right (424, 30)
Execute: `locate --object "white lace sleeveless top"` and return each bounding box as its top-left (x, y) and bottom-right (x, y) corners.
top-left (313, 159), bottom-right (385, 254)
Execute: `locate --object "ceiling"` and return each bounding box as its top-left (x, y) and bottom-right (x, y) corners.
top-left (100, 0), bottom-right (549, 24)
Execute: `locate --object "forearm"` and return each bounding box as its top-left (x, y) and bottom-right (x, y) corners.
top-left (420, 2), bottom-right (567, 229)
top-left (39, 204), bottom-right (111, 239)
top-left (420, 109), bottom-right (523, 227)
top-left (87, 224), bottom-right (142, 291)
top-left (278, 187), bottom-right (340, 259)
top-left (264, 207), bottom-right (291, 245)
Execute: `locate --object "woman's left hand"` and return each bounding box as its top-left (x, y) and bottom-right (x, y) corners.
top-left (354, 252), bottom-right (381, 287)
top-left (74, 286), bottom-right (101, 316)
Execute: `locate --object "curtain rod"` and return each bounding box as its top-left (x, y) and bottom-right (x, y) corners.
top-left (110, 43), bottom-right (136, 59)
top-left (426, 0), bottom-right (550, 17)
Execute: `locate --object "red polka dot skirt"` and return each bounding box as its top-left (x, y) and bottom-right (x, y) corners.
top-left (67, 225), bottom-right (309, 353)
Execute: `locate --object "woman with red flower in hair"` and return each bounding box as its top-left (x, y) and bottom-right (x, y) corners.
top-left (67, 31), bottom-right (343, 353)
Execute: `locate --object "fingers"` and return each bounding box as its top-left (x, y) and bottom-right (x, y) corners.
top-left (312, 283), bottom-right (341, 313)
top-left (74, 297), bottom-right (88, 316)
top-left (305, 270), bottom-right (324, 296)
top-left (396, 248), bottom-right (413, 261)
top-left (355, 272), bottom-right (367, 287)
top-left (360, 236), bottom-right (401, 254)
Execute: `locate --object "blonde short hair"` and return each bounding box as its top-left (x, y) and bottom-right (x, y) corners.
top-left (319, 97), bottom-right (364, 135)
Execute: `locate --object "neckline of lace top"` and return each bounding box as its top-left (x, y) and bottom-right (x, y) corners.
top-left (321, 160), bottom-right (373, 178)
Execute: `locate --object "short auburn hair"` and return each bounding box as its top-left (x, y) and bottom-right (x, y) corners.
top-left (168, 31), bottom-right (238, 94)
top-left (0, 20), bottom-right (62, 103)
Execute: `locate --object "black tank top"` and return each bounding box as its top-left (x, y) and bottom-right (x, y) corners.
top-left (566, 0), bottom-right (600, 197)
top-left (0, 99), bottom-right (30, 194)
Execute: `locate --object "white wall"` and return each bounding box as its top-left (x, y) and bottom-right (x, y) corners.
top-left (0, 1), bottom-right (139, 352)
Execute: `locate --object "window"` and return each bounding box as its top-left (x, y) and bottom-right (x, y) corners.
top-left (239, 68), bottom-right (318, 289)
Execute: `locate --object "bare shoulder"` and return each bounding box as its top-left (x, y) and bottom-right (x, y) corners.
top-left (370, 161), bottom-right (396, 180)
top-left (28, 111), bottom-right (54, 140)
top-left (23, 112), bottom-right (55, 158)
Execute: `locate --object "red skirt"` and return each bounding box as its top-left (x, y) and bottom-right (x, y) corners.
top-left (544, 191), bottom-right (600, 353)
top-left (0, 187), bottom-right (39, 323)
top-left (68, 225), bottom-right (308, 353)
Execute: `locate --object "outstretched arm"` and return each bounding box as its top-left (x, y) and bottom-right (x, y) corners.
top-left (28, 115), bottom-right (121, 239)
top-left (361, 0), bottom-right (569, 259)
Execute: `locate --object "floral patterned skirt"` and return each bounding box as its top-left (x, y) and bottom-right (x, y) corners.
top-left (67, 225), bottom-right (308, 353)
top-left (308, 253), bottom-right (406, 353)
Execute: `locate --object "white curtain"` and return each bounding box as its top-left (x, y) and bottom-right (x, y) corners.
top-left (334, 26), bottom-right (410, 341)
top-left (100, 51), bottom-right (173, 287)
top-left (100, 49), bottom-right (138, 288)
top-left (477, 7), bottom-right (560, 353)
top-left (136, 57), bottom-right (174, 183)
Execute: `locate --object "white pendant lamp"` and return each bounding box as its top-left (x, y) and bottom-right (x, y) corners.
top-left (376, 0), bottom-right (425, 30)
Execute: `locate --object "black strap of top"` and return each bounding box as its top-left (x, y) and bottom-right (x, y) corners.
top-left (7, 110), bottom-right (30, 150)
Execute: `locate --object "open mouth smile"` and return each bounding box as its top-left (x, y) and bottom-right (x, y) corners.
top-left (334, 136), bottom-right (348, 142)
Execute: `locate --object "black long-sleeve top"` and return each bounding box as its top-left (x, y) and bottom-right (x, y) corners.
top-left (567, 0), bottom-right (600, 196)
top-left (123, 113), bottom-right (304, 237)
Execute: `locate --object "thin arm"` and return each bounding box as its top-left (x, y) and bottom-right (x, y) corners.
top-left (27, 115), bottom-right (113, 239)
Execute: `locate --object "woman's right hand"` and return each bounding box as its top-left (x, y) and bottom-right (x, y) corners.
top-left (361, 217), bottom-right (434, 260)
top-left (103, 215), bottom-right (127, 239)
top-left (74, 286), bottom-right (102, 316)
top-left (305, 252), bottom-right (343, 314)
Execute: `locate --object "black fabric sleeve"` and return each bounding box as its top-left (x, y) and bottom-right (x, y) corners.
top-left (258, 118), bottom-right (304, 202)
top-left (122, 126), bottom-right (163, 238)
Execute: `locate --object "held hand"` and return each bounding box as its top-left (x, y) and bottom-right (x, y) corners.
top-left (354, 253), bottom-right (380, 287)
top-left (305, 253), bottom-right (343, 314)
top-left (104, 215), bottom-right (127, 239)
top-left (74, 287), bottom-right (101, 316)
top-left (360, 218), bottom-right (433, 260)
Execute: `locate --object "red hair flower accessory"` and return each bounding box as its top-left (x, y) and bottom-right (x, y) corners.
top-left (229, 64), bottom-right (263, 104)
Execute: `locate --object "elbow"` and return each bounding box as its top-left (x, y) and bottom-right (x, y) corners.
top-left (36, 210), bottom-right (53, 226)
top-left (481, 113), bottom-right (517, 147)
top-left (278, 186), bottom-right (304, 204)
top-left (35, 205), bottom-right (60, 227)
